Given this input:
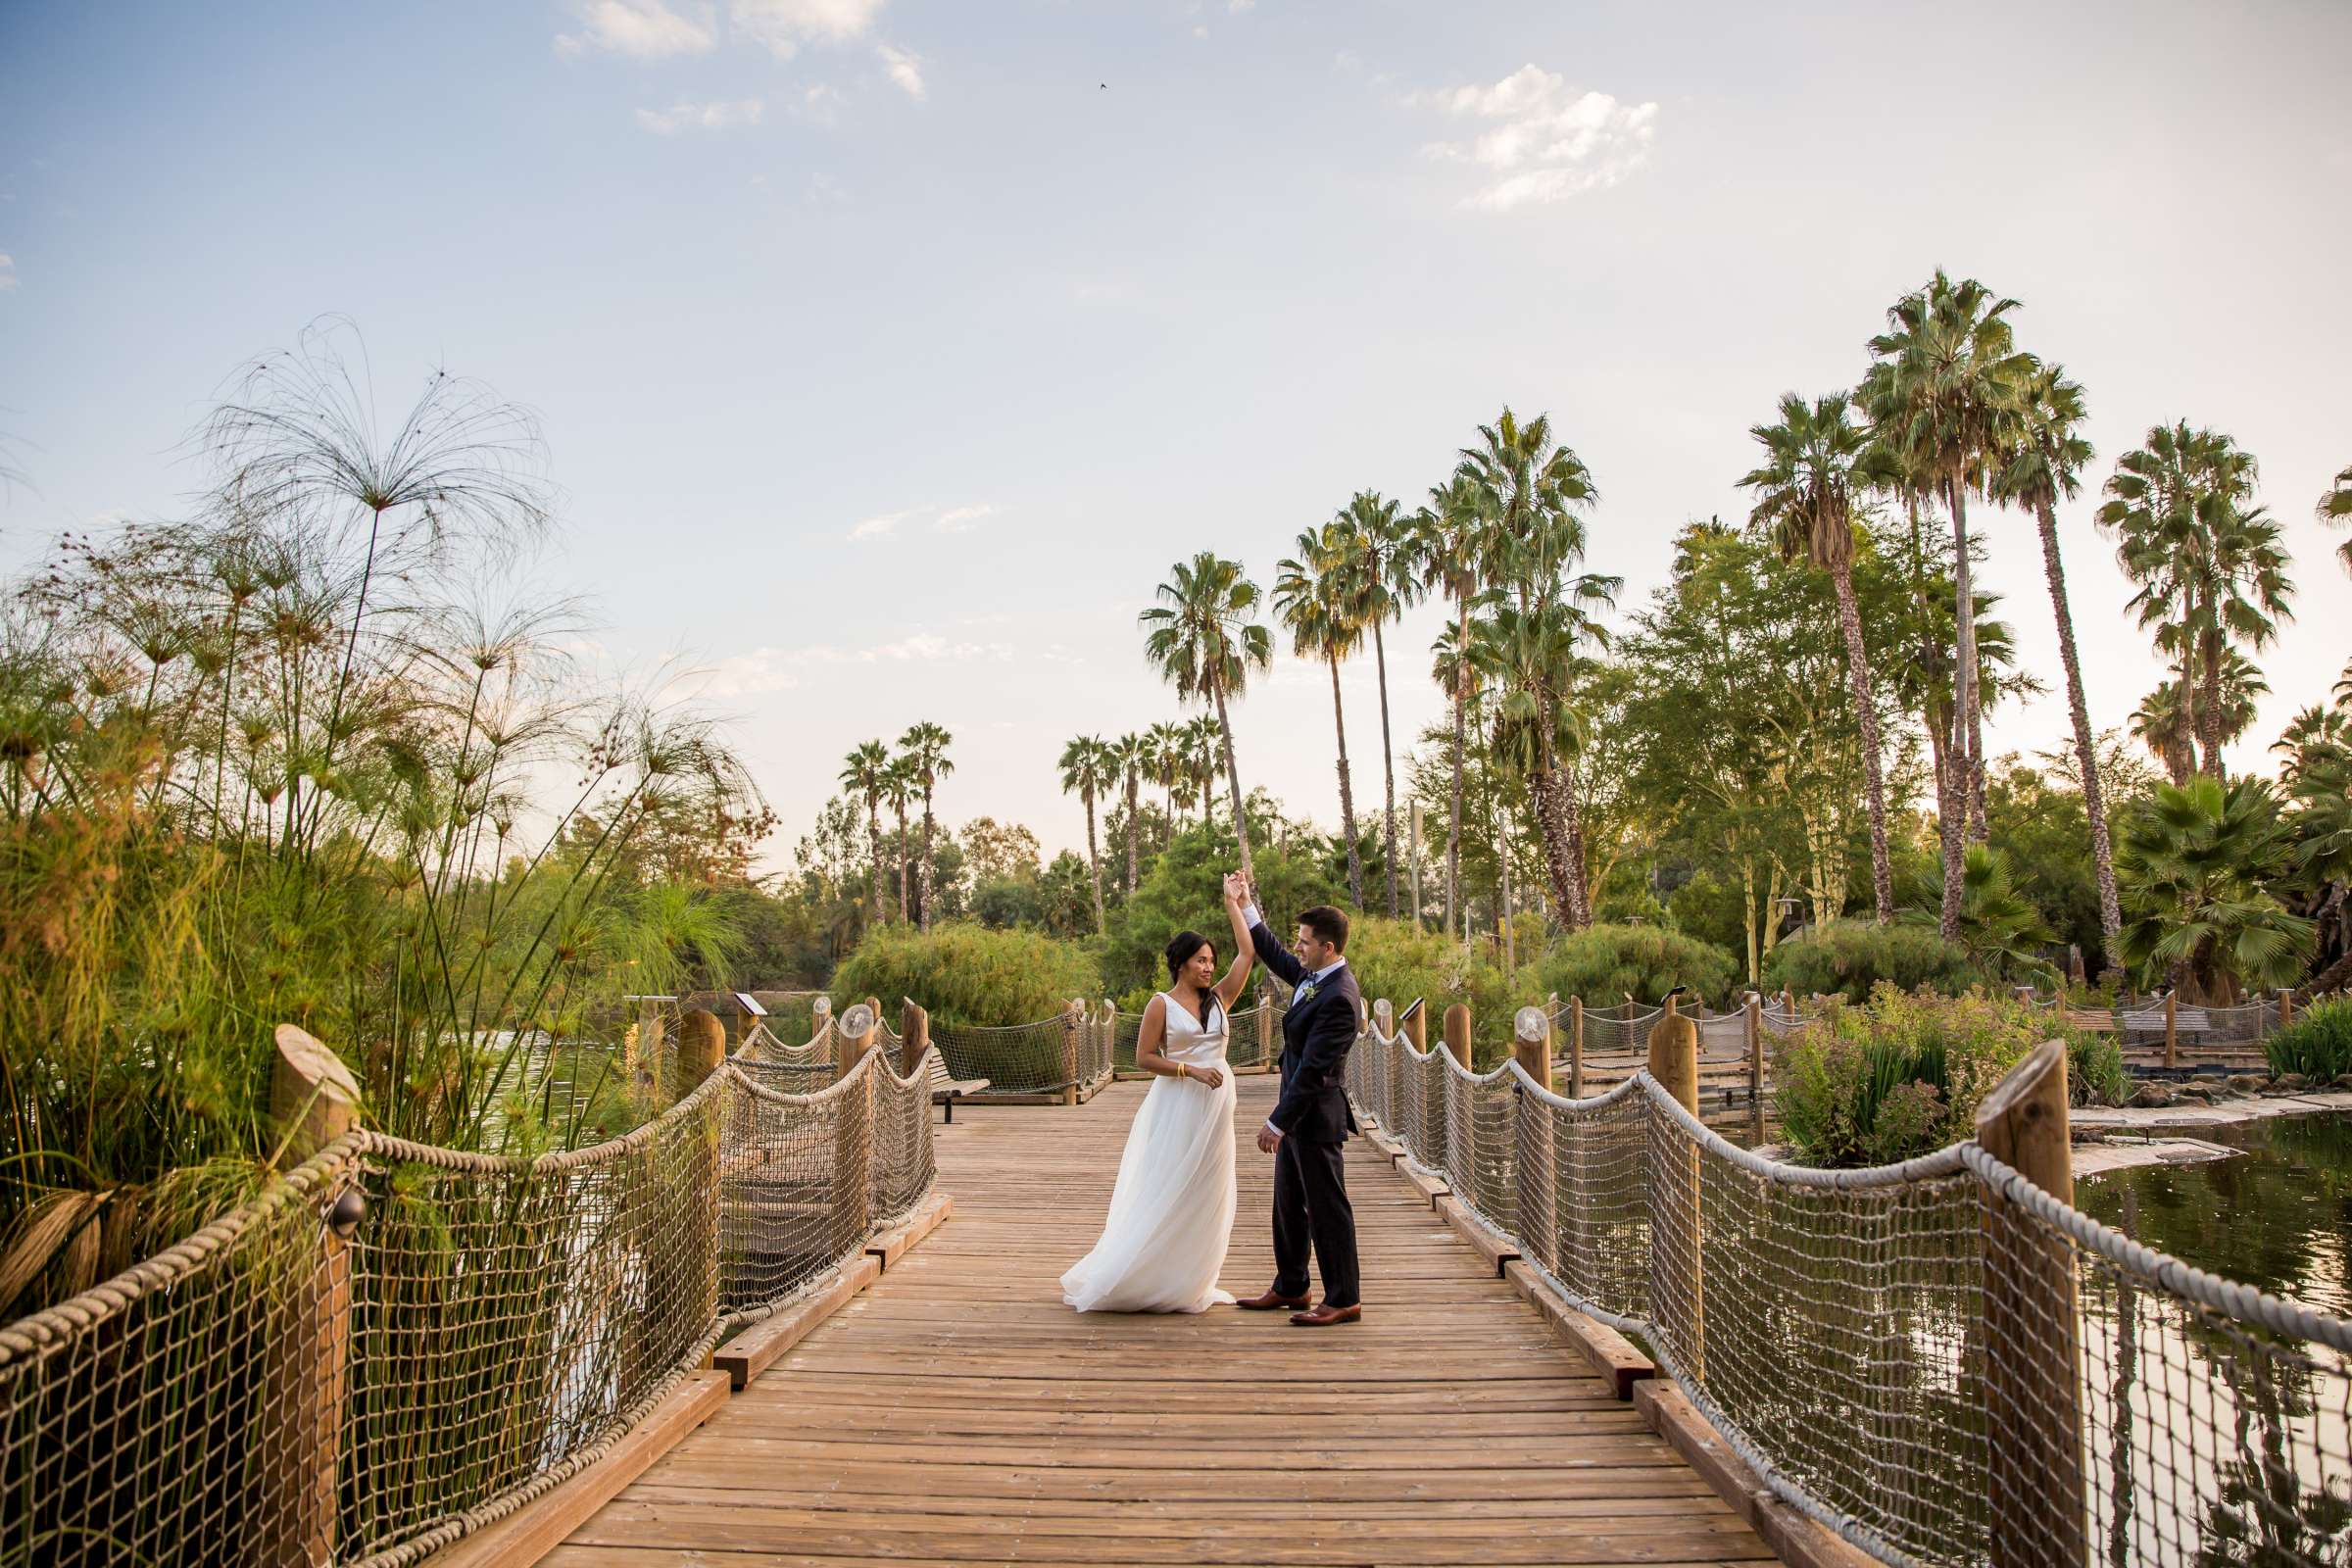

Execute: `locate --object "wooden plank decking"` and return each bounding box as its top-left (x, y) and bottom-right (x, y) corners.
top-left (543, 1075), bottom-right (1775, 1567)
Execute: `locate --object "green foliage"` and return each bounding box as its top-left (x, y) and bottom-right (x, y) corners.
top-left (1929, 844), bottom-right (2057, 982)
top-left (1524, 922), bottom-right (1740, 1008)
top-left (1776, 986), bottom-right (2120, 1167)
top-left (1763, 919), bottom-right (1979, 1003)
top-left (1102, 822), bottom-right (1338, 997)
top-left (2267, 998), bottom-right (2352, 1081)
top-left (832, 920), bottom-right (1101, 1027)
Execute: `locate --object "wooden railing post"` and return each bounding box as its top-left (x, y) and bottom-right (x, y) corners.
top-left (2280, 988), bottom-right (2295, 1030)
top-left (633, 997), bottom-right (664, 1103)
top-left (1060, 999), bottom-right (1080, 1105)
top-left (810, 996), bottom-right (834, 1058)
top-left (899, 1000), bottom-right (931, 1079)
top-left (732, 993), bottom-right (757, 1051)
top-left (1404, 1004), bottom-right (1428, 1054)
top-left (263, 1025), bottom-right (361, 1568)
top-left (837, 1003), bottom-right (877, 1083)
top-left (1743, 991), bottom-right (1763, 1106)
top-left (679, 1008), bottom-right (726, 1090)
top-left (1976, 1042), bottom-right (2088, 1568)
top-left (832, 1002), bottom-right (878, 1248)
top-left (2164, 991), bottom-right (2179, 1071)
top-left (1444, 1004), bottom-right (1474, 1070)
top-left (1647, 996), bottom-right (1702, 1378)
top-left (1569, 996), bottom-right (1586, 1099)
top-left (1257, 995), bottom-right (1275, 1068)
top-left (1512, 1004), bottom-right (1552, 1092)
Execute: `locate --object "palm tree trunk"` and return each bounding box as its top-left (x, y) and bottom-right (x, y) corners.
top-left (1559, 768), bottom-right (1592, 927)
top-left (1374, 617), bottom-right (1398, 918)
top-left (1832, 558), bottom-right (1896, 923)
top-left (918, 791), bottom-right (935, 932)
top-left (2198, 621), bottom-right (2226, 780)
top-left (1447, 594), bottom-right (1468, 942)
top-left (1930, 704), bottom-right (1964, 941)
top-left (1946, 477), bottom-right (1984, 894)
top-left (1124, 772), bottom-right (1140, 896)
top-left (1497, 822), bottom-right (1514, 969)
top-left (1328, 653), bottom-right (1362, 906)
top-left (895, 805), bottom-right (910, 920)
top-left (1530, 763), bottom-right (1581, 930)
top-left (1210, 675), bottom-right (1255, 886)
top-left (2034, 498), bottom-right (2123, 967)
top-left (1084, 791), bottom-right (1105, 934)
top-left (866, 801), bottom-right (883, 929)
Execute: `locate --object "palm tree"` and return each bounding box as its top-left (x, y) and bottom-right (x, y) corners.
top-left (1105, 732), bottom-right (1146, 896)
top-left (2319, 461), bottom-right (2352, 574)
top-left (1861, 270), bottom-right (2033, 859)
top-left (1412, 471), bottom-right (1496, 940)
top-left (2099, 422), bottom-right (2293, 778)
top-left (897, 720), bottom-right (954, 931)
top-left (1740, 390), bottom-right (1895, 924)
top-left (1057, 734), bottom-right (1113, 933)
top-left (881, 754), bottom-right (915, 920)
top-left (1139, 554), bottom-right (1273, 884)
top-left (1990, 362), bottom-right (2122, 970)
top-left (1185, 713), bottom-right (1224, 823)
top-left (1333, 491), bottom-right (1420, 917)
top-left (2116, 776), bottom-right (2313, 1004)
top-left (1275, 522), bottom-right (1368, 906)
top-left (838, 739), bottom-right (893, 929)
top-left (1144, 719), bottom-right (1185, 836)
top-left (1466, 599), bottom-right (1607, 927)
top-left (1460, 409), bottom-right (1609, 930)
top-left (2133, 653), bottom-right (2270, 787)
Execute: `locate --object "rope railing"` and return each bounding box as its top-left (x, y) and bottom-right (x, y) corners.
top-left (1349, 1001), bottom-right (2352, 1568)
top-left (0, 1024), bottom-right (938, 1568)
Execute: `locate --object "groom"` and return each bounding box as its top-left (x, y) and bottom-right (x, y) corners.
top-left (1224, 871), bottom-right (1361, 1327)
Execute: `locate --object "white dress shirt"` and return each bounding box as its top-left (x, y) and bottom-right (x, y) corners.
top-left (1243, 905), bottom-right (1348, 1140)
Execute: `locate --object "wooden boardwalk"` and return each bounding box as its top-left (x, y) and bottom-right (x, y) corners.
top-left (543, 1075), bottom-right (1775, 1567)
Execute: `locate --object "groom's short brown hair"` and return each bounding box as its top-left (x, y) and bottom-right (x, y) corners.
top-left (1298, 906), bottom-right (1349, 953)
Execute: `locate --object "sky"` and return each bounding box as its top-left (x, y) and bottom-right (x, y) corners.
top-left (3, 0), bottom-right (2349, 871)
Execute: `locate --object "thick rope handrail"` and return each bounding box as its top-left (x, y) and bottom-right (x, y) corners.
top-left (1960, 1141), bottom-right (2352, 1354)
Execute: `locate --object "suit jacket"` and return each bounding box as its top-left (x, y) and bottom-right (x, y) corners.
top-left (1249, 921), bottom-right (1361, 1143)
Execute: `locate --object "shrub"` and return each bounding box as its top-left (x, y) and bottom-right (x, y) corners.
top-left (1342, 917), bottom-right (1519, 1057)
top-left (1775, 985), bottom-right (2120, 1167)
top-left (831, 920), bottom-right (1101, 1027)
top-left (2267, 997), bottom-right (2352, 1081)
top-left (1763, 919), bottom-right (1980, 1004)
top-left (1523, 923), bottom-right (1741, 1009)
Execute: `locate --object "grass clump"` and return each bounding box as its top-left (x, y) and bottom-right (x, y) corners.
top-left (2267, 997), bottom-right (2352, 1081)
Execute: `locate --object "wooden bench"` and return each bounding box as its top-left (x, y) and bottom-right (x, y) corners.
top-left (928, 1055), bottom-right (990, 1121)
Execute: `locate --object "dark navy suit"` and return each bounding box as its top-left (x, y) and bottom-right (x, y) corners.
top-left (1250, 920), bottom-right (1362, 1309)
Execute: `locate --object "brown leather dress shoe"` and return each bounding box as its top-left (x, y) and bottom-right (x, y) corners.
top-left (1289, 1302), bottom-right (1362, 1327)
top-left (1235, 1288), bottom-right (1311, 1311)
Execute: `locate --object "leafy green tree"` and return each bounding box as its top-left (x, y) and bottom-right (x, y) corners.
top-left (881, 752), bottom-right (915, 921)
top-left (1056, 734), bottom-right (1114, 934)
top-left (1274, 521), bottom-right (1368, 906)
top-left (1139, 553), bottom-right (1272, 883)
top-left (1039, 850), bottom-right (1100, 940)
top-left (1762, 921), bottom-right (1979, 1003)
top-left (1741, 390), bottom-right (1895, 923)
top-left (897, 720), bottom-right (954, 930)
top-left (1526, 923), bottom-right (1740, 1009)
top-left (1411, 469), bottom-right (1495, 940)
top-left (1104, 732), bottom-right (1147, 896)
top-left (2317, 459), bottom-right (2352, 575)
top-left (1942, 844), bottom-right (2057, 981)
top-left (2116, 777), bottom-right (2313, 1004)
top-left (834, 920), bottom-right (1101, 1027)
top-left (1102, 822), bottom-right (1339, 997)
top-left (1992, 361), bottom-right (2122, 964)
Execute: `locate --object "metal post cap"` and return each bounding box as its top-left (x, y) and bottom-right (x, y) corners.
top-left (839, 1002), bottom-right (875, 1038)
top-left (1514, 1005), bottom-right (1548, 1043)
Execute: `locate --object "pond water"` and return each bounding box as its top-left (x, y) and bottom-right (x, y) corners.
top-left (2079, 1112), bottom-right (2352, 1317)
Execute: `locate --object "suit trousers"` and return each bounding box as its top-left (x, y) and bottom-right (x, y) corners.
top-left (1271, 1134), bottom-right (1359, 1309)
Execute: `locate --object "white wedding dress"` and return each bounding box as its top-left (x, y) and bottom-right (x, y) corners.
top-left (1060, 992), bottom-right (1239, 1313)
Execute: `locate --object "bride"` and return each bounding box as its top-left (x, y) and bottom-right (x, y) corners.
top-left (1060, 887), bottom-right (1255, 1313)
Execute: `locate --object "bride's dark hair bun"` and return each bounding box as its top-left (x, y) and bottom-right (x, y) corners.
top-left (1165, 930), bottom-right (1211, 982)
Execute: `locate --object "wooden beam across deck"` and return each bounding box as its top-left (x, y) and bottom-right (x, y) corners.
top-left (542, 1075), bottom-right (1778, 1567)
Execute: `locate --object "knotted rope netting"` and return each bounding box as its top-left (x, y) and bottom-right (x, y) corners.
top-left (1349, 1013), bottom-right (2352, 1568)
top-left (0, 1035), bottom-right (938, 1567)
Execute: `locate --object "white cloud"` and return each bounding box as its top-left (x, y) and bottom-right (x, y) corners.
top-left (876, 42), bottom-right (924, 99)
top-left (935, 504), bottom-right (995, 533)
top-left (731, 0), bottom-right (886, 58)
top-left (797, 82), bottom-right (845, 125)
top-left (1413, 64), bottom-right (1658, 210)
top-left (557, 0), bottom-right (715, 58)
top-left (1228, 0), bottom-right (1253, 11)
top-left (702, 632), bottom-right (1008, 694)
top-left (850, 507), bottom-right (916, 539)
top-left (635, 97), bottom-right (764, 133)
top-left (0, 254), bottom-right (16, 292)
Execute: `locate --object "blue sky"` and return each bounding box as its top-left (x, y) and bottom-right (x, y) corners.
top-left (4, 0), bottom-right (2349, 866)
